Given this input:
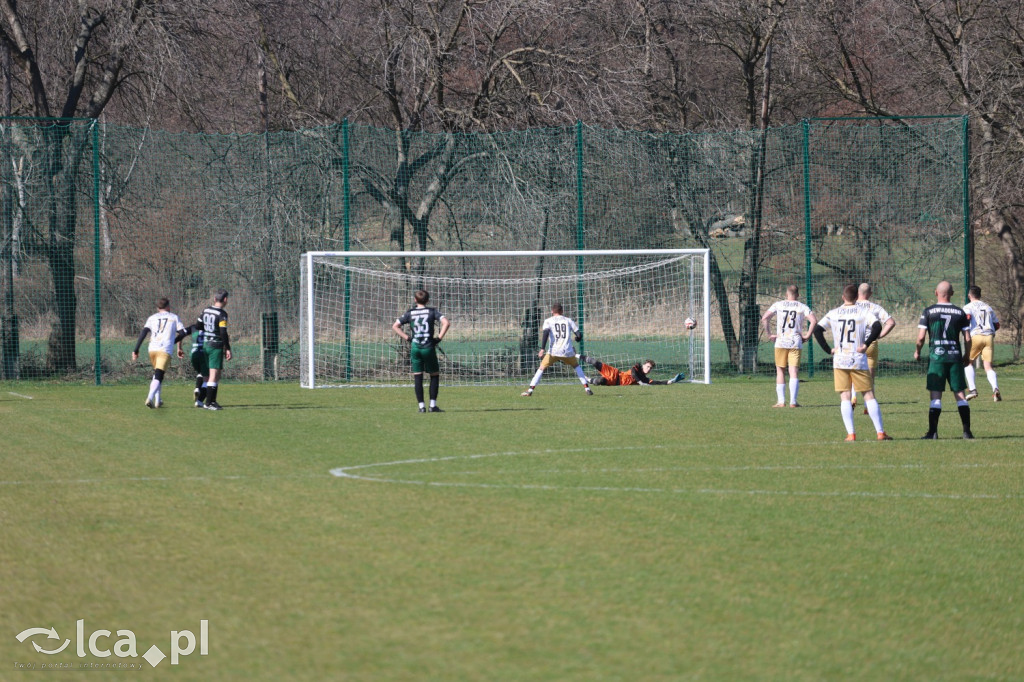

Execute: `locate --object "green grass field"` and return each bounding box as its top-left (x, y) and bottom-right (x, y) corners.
top-left (2, 370), bottom-right (1023, 680)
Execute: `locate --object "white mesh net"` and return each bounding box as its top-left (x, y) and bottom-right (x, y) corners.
top-left (300, 250), bottom-right (709, 387)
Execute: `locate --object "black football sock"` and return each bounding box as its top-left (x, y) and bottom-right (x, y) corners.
top-left (206, 384), bottom-right (218, 404)
top-left (958, 404), bottom-right (971, 432)
top-left (195, 375), bottom-right (206, 402)
top-left (414, 374), bottom-right (425, 404)
top-left (429, 374), bottom-right (439, 402)
top-left (928, 407), bottom-right (941, 434)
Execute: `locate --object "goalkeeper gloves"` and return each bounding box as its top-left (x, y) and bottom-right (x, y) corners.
top-left (667, 372), bottom-right (686, 384)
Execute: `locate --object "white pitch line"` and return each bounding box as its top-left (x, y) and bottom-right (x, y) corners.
top-left (330, 448), bottom-right (1024, 501)
top-left (8, 391), bottom-right (33, 400)
top-left (444, 461), bottom-right (1024, 476)
top-left (0, 473), bottom-right (328, 487)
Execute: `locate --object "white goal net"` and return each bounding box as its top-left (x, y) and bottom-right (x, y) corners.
top-left (300, 250), bottom-right (710, 387)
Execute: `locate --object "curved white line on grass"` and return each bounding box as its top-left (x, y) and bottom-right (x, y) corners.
top-left (330, 448), bottom-right (1024, 501)
top-left (7, 392), bottom-right (33, 399)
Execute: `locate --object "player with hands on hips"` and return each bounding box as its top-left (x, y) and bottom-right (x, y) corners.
top-left (760, 284), bottom-right (817, 408)
top-left (393, 289), bottom-right (449, 413)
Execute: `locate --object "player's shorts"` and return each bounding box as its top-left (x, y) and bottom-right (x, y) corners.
top-left (926, 359), bottom-right (968, 393)
top-left (191, 349), bottom-right (209, 376)
top-left (205, 346), bottom-right (226, 370)
top-left (598, 364), bottom-right (635, 386)
top-left (774, 347), bottom-right (800, 369)
top-left (968, 334), bottom-right (994, 363)
top-left (410, 344), bottom-right (440, 374)
top-left (540, 354), bottom-right (579, 370)
top-left (148, 350), bottom-right (171, 372)
top-left (833, 369), bottom-right (872, 393)
top-left (865, 340), bottom-right (879, 370)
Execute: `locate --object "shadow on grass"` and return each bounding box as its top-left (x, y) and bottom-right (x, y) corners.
top-left (222, 403), bottom-right (329, 410)
top-left (445, 407), bottom-right (546, 413)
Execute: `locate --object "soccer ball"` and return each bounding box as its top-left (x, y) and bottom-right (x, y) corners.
top-left (684, 317), bottom-right (696, 330)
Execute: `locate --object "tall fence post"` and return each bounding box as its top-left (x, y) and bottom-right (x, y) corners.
top-left (801, 119), bottom-right (814, 378)
top-left (91, 119), bottom-right (102, 385)
top-left (343, 119), bottom-right (352, 380)
top-left (962, 114), bottom-right (971, 297)
top-left (575, 121), bottom-right (586, 352)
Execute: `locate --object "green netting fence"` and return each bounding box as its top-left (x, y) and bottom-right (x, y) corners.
top-left (0, 116), bottom-right (968, 383)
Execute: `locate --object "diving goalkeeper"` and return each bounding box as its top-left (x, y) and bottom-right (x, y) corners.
top-left (581, 356), bottom-right (685, 386)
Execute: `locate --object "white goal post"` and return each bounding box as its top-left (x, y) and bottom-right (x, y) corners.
top-left (300, 249), bottom-right (711, 388)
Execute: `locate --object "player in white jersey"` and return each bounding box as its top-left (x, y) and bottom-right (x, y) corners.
top-left (131, 297), bottom-right (185, 408)
top-left (962, 285), bottom-right (1001, 402)
top-left (811, 284), bottom-right (891, 441)
top-left (850, 283), bottom-right (896, 409)
top-left (760, 284), bottom-right (816, 407)
top-left (521, 303), bottom-right (592, 397)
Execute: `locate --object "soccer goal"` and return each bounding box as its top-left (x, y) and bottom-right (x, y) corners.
top-left (300, 249), bottom-right (710, 388)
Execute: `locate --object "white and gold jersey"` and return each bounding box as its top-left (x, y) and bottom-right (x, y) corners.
top-left (963, 300), bottom-right (998, 336)
top-left (855, 299), bottom-right (891, 325)
top-left (765, 299), bottom-right (812, 349)
top-left (542, 314), bottom-right (580, 357)
top-left (144, 311), bottom-right (185, 355)
top-left (818, 304), bottom-right (878, 371)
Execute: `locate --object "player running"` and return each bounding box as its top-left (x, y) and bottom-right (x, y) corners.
top-left (851, 283), bottom-right (896, 410)
top-left (581, 356), bottom-right (685, 386)
top-left (811, 284), bottom-right (891, 441)
top-left (760, 285), bottom-right (816, 408)
top-left (132, 297), bottom-right (186, 408)
top-left (962, 285), bottom-right (1001, 402)
top-left (521, 303), bottom-right (591, 397)
top-left (175, 321), bottom-right (210, 407)
top-left (915, 281), bottom-right (974, 439)
top-left (392, 289), bottom-right (450, 413)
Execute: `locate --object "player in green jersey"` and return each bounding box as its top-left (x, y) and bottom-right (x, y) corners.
top-left (175, 322), bottom-right (209, 407)
top-left (197, 290), bottom-right (231, 410)
top-left (914, 281), bottom-right (973, 439)
top-left (392, 290), bottom-right (450, 412)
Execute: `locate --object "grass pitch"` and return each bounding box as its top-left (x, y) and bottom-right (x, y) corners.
top-left (2, 371), bottom-right (1023, 681)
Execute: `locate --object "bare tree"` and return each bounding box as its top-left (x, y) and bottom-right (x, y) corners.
top-left (0, 0), bottom-right (215, 372)
top-left (804, 0), bottom-right (1024, 327)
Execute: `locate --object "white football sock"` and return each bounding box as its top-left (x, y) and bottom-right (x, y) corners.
top-left (776, 384), bottom-right (785, 403)
top-left (841, 400), bottom-right (855, 435)
top-left (964, 364), bottom-right (976, 390)
top-left (789, 378), bottom-right (799, 405)
top-left (986, 370), bottom-right (999, 392)
top-left (866, 398), bottom-right (884, 433)
top-left (147, 379), bottom-right (160, 402)
top-left (530, 368), bottom-right (544, 387)
top-left (574, 365), bottom-right (588, 384)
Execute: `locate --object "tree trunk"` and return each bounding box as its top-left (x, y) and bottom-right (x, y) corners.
top-left (43, 125), bottom-right (85, 375)
top-left (737, 43), bottom-right (773, 374)
top-left (1, 42), bottom-right (17, 378)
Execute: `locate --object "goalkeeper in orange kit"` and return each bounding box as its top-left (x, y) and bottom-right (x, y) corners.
top-left (581, 356), bottom-right (685, 386)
